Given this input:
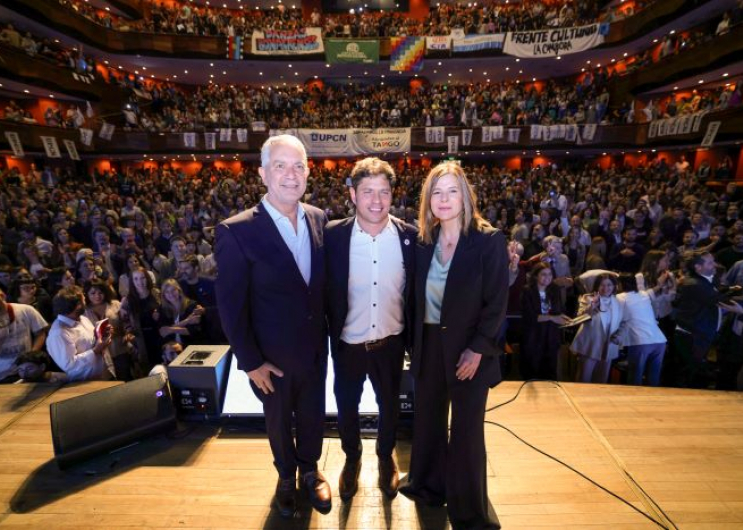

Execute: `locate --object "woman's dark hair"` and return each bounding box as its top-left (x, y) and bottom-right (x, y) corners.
top-left (125, 265), bottom-right (158, 318)
top-left (9, 277), bottom-right (37, 302)
top-left (84, 278), bottom-right (116, 305)
top-left (592, 273), bottom-right (618, 293)
top-left (618, 273), bottom-right (638, 293)
top-left (528, 262), bottom-right (553, 289)
top-left (639, 250), bottom-right (666, 289)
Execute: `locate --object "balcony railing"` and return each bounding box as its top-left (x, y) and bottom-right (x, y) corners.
top-left (2, 106), bottom-right (741, 157)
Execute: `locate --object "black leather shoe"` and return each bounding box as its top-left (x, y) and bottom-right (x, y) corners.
top-left (302, 470), bottom-right (332, 513)
top-left (274, 477), bottom-right (297, 519)
top-left (339, 459), bottom-right (362, 501)
top-left (378, 456), bottom-right (399, 498)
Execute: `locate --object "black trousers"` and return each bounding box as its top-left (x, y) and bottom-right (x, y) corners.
top-left (406, 325), bottom-right (500, 530)
top-left (251, 359), bottom-right (327, 479)
top-left (334, 334), bottom-right (405, 461)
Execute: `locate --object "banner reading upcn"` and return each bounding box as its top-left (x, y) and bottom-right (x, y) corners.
top-left (290, 128), bottom-right (411, 157)
top-left (503, 23), bottom-right (606, 58)
top-left (252, 28), bottom-right (324, 55)
top-left (326, 40), bottom-right (379, 64)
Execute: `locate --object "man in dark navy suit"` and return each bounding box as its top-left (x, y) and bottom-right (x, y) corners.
top-left (325, 157), bottom-right (416, 501)
top-left (215, 135), bottom-right (331, 518)
top-left (673, 251), bottom-right (742, 388)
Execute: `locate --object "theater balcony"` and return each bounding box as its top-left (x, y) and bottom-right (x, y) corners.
top-left (610, 23), bottom-right (743, 99)
top-left (0, 0), bottom-right (724, 60)
top-left (2, 106), bottom-right (742, 158)
top-left (0, 42), bottom-right (124, 108)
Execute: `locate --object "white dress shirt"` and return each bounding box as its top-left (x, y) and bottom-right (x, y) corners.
top-left (46, 315), bottom-right (108, 381)
top-left (617, 291), bottom-right (667, 346)
top-left (341, 217), bottom-right (405, 344)
top-left (262, 196), bottom-right (311, 285)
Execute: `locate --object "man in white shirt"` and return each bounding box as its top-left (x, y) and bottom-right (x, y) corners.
top-left (324, 157), bottom-right (417, 501)
top-left (0, 287), bottom-right (48, 383)
top-left (46, 286), bottom-right (113, 382)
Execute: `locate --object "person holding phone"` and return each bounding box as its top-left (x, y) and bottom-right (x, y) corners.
top-left (46, 285), bottom-right (116, 381)
top-left (571, 273), bottom-right (625, 383)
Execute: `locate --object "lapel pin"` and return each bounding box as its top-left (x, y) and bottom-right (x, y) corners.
top-left (404, 239), bottom-right (410, 246)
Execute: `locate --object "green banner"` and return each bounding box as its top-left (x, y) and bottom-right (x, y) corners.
top-left (325, 39), bottom-right (379, 64)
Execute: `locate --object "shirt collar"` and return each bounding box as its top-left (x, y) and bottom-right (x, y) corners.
top-left (262, 195), bottom-right (305, 223)
top-left (58, 314), bottom-right (80, 327)
top-left (353, 215), bottom-right (396, 236)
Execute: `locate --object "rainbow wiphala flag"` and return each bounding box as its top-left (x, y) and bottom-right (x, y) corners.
top-left (389, 37), bottom-right (424, 73)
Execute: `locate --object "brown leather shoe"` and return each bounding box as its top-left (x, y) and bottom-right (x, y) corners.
top-left (274, 477), bottom-right (297, 519)
top-left (339, 459), bottom-right (362, 501)
top-left (378, 456), bottom-right (399, 498)
top-left (302, 470), bottom-right (332, 513)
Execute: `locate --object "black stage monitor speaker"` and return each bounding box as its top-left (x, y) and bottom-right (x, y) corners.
top-left (166, 345), bottom-right (232, 420)
top-left (50, 374), bottom-right (176, 469)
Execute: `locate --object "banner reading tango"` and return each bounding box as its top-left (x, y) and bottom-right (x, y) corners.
top-left (271, 128), bottom-right (411, 157)
top-left (251, 28), bottom-right (324, 55)
top-left (503, 23), bottom-right (607, 58)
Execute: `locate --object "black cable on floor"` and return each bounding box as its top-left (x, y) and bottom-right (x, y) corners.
top-left (485, 380), bottom-right (679, 530)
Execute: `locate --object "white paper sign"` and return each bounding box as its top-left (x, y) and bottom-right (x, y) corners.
top-left (425, 126), bottom-right (445, 144)
top-left (63, 139), bottom-right (80, 161)
top-left (4, 131), bottom-right (24, 158)
top-left (40, 136), bottom-right (61, 158)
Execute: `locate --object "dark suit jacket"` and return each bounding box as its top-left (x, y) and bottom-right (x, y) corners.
top-left (215, 202), bottom-right (327, 374)
top-left (673, 272), bottom-right (728, 347)
top-left (324, 216), bottom-right (417, 357)
top-left (412, 226), bottom-right (509, 386)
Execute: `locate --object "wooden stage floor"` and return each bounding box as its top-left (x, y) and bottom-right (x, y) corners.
top-left (0, 381), bottom-right (742, 529)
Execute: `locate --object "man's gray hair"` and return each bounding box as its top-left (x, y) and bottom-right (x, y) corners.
top-left (542, 235), bottom-right (561, 248)
top-left (260, 134), bottom-right (308, 169)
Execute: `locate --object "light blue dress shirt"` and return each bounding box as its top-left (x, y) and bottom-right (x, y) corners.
top-left (424, 239), bottom-right (452, 324)
top-left (262, 196), bottom-right (312, 285)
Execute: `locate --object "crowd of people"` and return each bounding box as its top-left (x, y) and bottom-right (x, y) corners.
top-left (120, 76), bottom-right (616, 132)
top-left (0, 154), bottom-right (741, 391)
top-left (54, 0), bottom-right (629, 39)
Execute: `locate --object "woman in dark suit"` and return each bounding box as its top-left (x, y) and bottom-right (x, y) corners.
top-left (520, 262), bottom-right (570, 380)
top-left (399, 162), bottom-right (508, 530)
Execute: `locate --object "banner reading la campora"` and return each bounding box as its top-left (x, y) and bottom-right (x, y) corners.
top-left (503, 23), bottom-right (606, 58)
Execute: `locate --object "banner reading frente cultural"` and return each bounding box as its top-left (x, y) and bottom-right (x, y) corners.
top-left (503, 23), bottom-right (606, 58)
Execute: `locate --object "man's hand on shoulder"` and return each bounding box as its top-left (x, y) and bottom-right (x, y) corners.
top-left (247, 362), bottom-right (284, 394)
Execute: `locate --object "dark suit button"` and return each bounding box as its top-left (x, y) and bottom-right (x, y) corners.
top-left (374, 260), bottom-right (377, 264)
top-left (372, 324), bottom-right (376, 328)
top-left (308, 316), bottom-right (313, 320)
top-left (374, 282), bottom-right (377, 285)
top-left (373, 303), bottom-right (377, 307)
